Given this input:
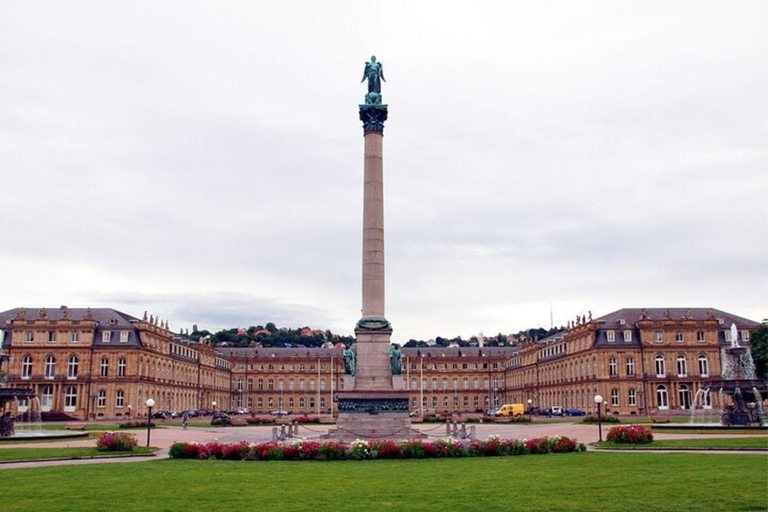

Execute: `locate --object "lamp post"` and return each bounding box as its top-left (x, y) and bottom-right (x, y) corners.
top-left (527, 398), bottom-right (533, 421)
top-left (145, 398), bottom-right (155, 447)
top-left (212, 400), bottom-right (217, 415)
top-left (127, 404), bottom-right (132, 420)
top-left (594, 394), bottom-right (604, 442)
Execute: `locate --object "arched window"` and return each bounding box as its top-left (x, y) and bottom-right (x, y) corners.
top-left (432, 378), bottom-right (437, 390)
top-left (67, 355), bottom-right (79, 379)
top-left (410, 378), bottom-right (417, 390)
top-left (22, 355), bottom-right (33, 379)
top-left (64, 386), bottom-right (77, 411)
top-left (656, 385), bottom-right (669, 410)
top-left (41, 385), bottom-right (53, 410)
top-left (319, 379), bottom-right (325, 391)
top-left (118, 358), bottom-right (127, 378)
top-left (678, 384), bottom-right (691, 409)
top-left (654, 355), bottom-right (666, 377)
top-left (288, 379), bottom-right (294, 391)
top-left (432, 396), bottom-right (438, 407)
top-left (237, 378), bottom-right (243, 391)
top-left (100, 358), bottom-right (109, 378)
top-left (268, 379), bottom-right (274, 390)
top-left (443, 378), bottom-right (449, 390)
top-left (698, 355), bottom-right (709, 377)
top-left (309, 379), bottom-right (315, 391)
top-left (676, 355), bottom-right (687, 377)
top-left (45, 356), bottom-right (56, 379)
top-left (97, 389), bottom-right (107, 408)
top-left (473, 378), bottom-right (479, 389)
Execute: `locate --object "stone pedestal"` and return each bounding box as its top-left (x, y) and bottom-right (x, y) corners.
top-left (334, 390), bottom-right (411, 443)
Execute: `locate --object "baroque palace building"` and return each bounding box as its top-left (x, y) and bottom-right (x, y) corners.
top-left (505, 308), bottom-right (760, 416)
top-left (0, 306), bottom-right (761, 420)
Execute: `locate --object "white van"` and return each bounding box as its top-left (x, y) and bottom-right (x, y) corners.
top-left (551, 406), bottom-right (564, 416)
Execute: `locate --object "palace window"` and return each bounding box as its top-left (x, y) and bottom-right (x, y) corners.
top-left (410, 379), bottom-right (417, 390)
top-left (259, 379), bottom-right (264, 390)
top-left (432, 396), bottom-right (438, 407)
top-left (453, 378), bottom-right (458, 390)
top-left (118, 358), bottom-right (126, 378)
top-left (656, 385), bottom-right (669, 410)
top-left (298, 397), bottom-right (304, 408)
top-left (675, 332), bottom-right (684, 342)
top-left (724, 330), bottom-right (731, 343)
top-left (626, 357), bottom-right (635, 377)
top-left (474, 396), bottom-right (479, 407)
top-left (309, 398), bottom-right (315, 408)
top-left (698, 355), bottom-right (709, 377)
top-left (41, 385), bottom-right (53, 410)
top-left (100, 358), bottom-right (109, 377)
top-left (473, 378), bottom-right (479, 390)
top-left (453, 396), bottom-right (459, 408)
top-left (268, 379), bottom-right (274, 390)
top-left (102, 331), bottom-right (111, 343)
top-left (120, 331), bottom-right (129, 343)
top-left (654, 332), bottom-right (663, 343)
top-left (743, 331), bottom-right (750, 342)
top-left (421, 378), bottom-right (426, 390)
top-left (288, 397), bottom-right (294, 408)
top-left (676, 355), bottom-right (687, 377)
top-left (483, 378), bottom-right (489, 390)
top-left (628, 389), bottom-right (637, 407)
top-left (443, 396), bottom-right (449, 407)
top-left (442, 378), bottom-right (448, 390)
top-left (67, 356), bottom-right (79, 379)
top-left (654, 355), bottom-right (666, 377)
top-left (48, 331), bottom-right (57, 342)
top-left (248, 379), bottom-right (254, 391)
top-left (606, 331), bottom-right (615, 343)
top-left (299, 379), bottom-right (304, 391)
top-left (22, 355), bottom-right (33, 379)
top-left (463, 378), bottom-right (468, 390)
top-left (696, 331), bottom-right (706, 342)
top-left (237, 378), bottom-right (243, 391)
top-left (25, 331), bottom-right (34, 343)
top-left (319, 379), bottom-right (325, 391)
top-left (610, 388), bottom-right (619, 406)
top-left (432, 378), bottom-right (437, 390)
top-left (609, 358), bottom-right (618, 377)
top-left (45, 356), bottom-right (56, 379)
top-left (309, 379), bottom-right (315, 391)
top-left (463, 396), bottom-right (469, 407)
top-left (268, 398), bottom-right (274, 408)
top-left (623, 331), bottom-right (632, 342)
top-left (70, 331), bottom-right (79, 343)
top-left (97, 389), bottom-right (107, 408)
top-left (116, 390), bottom-right (125, 408)
top-left (64, 386), bottom-right (77, 411)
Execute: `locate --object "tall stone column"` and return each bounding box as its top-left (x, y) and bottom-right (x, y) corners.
top-left (334, 57), bottom-right (410, 442)
top-left (355, 104), bottom-right (392, 391)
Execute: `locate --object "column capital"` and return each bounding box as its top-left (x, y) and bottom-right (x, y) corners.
top-left (359, 104), bottom-right (388, 134)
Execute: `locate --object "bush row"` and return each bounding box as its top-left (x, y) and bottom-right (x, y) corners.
top-left (168, 435), bottom-right (585, 461)
top-left (582, 415), bottom-right (621, 424)
top-left (606, 425), bottom-right (653, 444)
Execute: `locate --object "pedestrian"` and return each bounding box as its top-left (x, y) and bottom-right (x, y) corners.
top-left (182, 411), bottom-right (189, 430)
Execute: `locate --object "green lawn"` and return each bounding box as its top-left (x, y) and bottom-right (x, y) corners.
top-left (0, 446), bottom-right (154, 462)
top-left (2, 453), bottom-right (767, 511)
top-left (598, 437), bottom-right (768, 450)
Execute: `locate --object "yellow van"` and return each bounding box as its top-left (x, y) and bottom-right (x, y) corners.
top-left (493, 403), bottom-right (525, 417)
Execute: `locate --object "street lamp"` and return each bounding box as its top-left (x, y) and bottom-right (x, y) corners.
top-left (145, 398), bottom-right (155, 447)
top-left (594, 394), bottom-right (604, 442)
top-left (127, 404), bottom-right (132, 419)
top-left (212, 400), bottom-right (217, 414)
top-left (527, 398), bottom-right (533, 421)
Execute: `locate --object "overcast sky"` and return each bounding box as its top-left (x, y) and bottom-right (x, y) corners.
top-left (2, 1), bottom-right (766, 342)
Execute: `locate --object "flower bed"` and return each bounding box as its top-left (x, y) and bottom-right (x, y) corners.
top-left (96, 431), bottom-right (138, 452)
top-left (606, 425), bottom-right (653, 444)
top-left (168, 435), bottom-right (585, 461)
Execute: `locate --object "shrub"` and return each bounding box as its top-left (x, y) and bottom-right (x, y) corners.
top-left (96, 431), bottom-right (138, 452)
top-left (293, 416), bottom-right (321, 424)
top-left (582, 415), bottom-right (620, 424)
top-left (606, 425), bottom-right (653, 444)
top-left (119, 421), bottom-right (155, 429)
top-left (318, 441), bottom-right (346, 461)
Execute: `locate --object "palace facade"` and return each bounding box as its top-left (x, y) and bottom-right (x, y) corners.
top-left (0, 306), bottom-right (761, 420)
top-left (505, 308), bottom-right (760, 416)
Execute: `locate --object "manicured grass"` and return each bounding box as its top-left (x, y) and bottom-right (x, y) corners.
top-left (0, 432), bottom-right (101, 444)
top-left (0, 446), bottom-right (154, 462)
top-left (598, 437), bottom-right (768, 450)
top-left (653, 428), bottom-right (766, 435)
top-left (2, 453), bottom-right (767, 511)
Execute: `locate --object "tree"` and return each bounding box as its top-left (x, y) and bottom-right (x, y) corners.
top-left (750, 323), bottom-right (768, 380)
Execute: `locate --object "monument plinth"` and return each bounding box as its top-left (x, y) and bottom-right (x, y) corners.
top-left (334, 56), bottom-right (411, 442)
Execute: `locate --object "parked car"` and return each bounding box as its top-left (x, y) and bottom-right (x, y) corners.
top-left (551, 406), bottom-right (564, 416)
top-left (151, 411), bottom-right (169, 420)
top-left (211, 412), bottom-right (232, 426)
top-left (565, 408), bottom-right (586, 416)
top-left (270, 410), bottom-right (289, 416)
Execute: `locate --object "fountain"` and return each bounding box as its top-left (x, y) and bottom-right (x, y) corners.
top-left (708, 324), bottom-right (766, 427)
